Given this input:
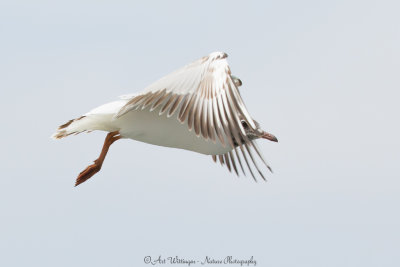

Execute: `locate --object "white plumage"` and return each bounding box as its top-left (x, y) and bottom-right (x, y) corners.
top-left (52, 52), bottom-right (277, 186)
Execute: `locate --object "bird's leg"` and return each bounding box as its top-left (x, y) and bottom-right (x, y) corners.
top-left (75, 131), bottom-right (121, 187)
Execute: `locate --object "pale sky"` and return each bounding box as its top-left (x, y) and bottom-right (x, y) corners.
top-left (1, 1), bottom-right (399, 266)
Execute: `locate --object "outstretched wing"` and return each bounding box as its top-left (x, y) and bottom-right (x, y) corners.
top-left (116, 51), bottom-right (271, 180)
top-left (212, 140), bottom-right (273, 182)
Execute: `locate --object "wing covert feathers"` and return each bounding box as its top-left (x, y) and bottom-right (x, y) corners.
top-left (115, 52), bottom-right (271, 181)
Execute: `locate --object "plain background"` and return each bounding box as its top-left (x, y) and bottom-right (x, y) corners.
top-left (1, 1), bottom-right (399, 266)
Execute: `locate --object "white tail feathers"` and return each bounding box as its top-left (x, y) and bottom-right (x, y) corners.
top-left (51, 100), bottom-right (127, 139)
top-left (51, 116), bottom-right (88, 139)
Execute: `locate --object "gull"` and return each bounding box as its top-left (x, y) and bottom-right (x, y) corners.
top-left (52, 52), bottom-right (278, 186)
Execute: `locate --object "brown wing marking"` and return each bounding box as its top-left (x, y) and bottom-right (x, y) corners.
top-left (244, 143), bottom-right (266, 181)
top-left (234, 147), bottom-right (246, 175)
top-left (228, 151), bottom-right (239, 176)
top-left (224, 153), bottom-right (231, 172)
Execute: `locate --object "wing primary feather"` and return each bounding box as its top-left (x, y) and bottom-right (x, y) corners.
top-left (216, 92), bottom-right (235, 148)
top-left (212, 97), bottom-right (225, 146)
top-left (207, 99), bottom-right (216, 143)
top-left (234, 147), bottom-right (246, 175)
top-left (193, 94), bottom-right (203, 137)
top-left (178, 94), bottom-right (192, 123)
top-left (194, 75), bottom-right (208, 135)
top-left (226, 81), bottom-right (247, 136)
top-left (159, 94), bottom-right (176, 115)
top-left (177, 75), bottom-right (199, 122)
top-left (131, 94), bottom-right (151, 111)
top-left (116, 94), bottom-right (146, 117)
top-left (224, 153), bottom-right (232, 172)
top-left (154, 92), bottom-right (172, 113)
top-left (221, 89), bottom-right (242, 147)
top-left (227, 78), bottom-right (256, 129)
top-left (250, 141), bottom-right (273, 173)
top-left (200, 99), bottom-right (209, 139)
top-left (244, 143), bottom-right (266, 181)
top-left (239, 144), bottom-right (257, 181)
top-left (187, 94), bottom-right (199, 131)
top-left (218, 154), bottom-right (224, 166)
top-left (167, 94), bottom-right (184, 118)
top-left (150, 89), bottom-right (168, 111)
top-left (229, 151), bottom-right (239, 176)
top-left (184, 94), bottom-right (198, 129)
top-left (142, 92), bottom-right (162, 110)
top-left (127, 94), bottom-right (145, 106)
top-left (200, 78), bottom-right (211, 140)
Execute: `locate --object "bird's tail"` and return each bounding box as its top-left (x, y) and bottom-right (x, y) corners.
top-left (51, 100), bottom-right (126, 139)
top-left (51, 115), bottom-right (89, 139)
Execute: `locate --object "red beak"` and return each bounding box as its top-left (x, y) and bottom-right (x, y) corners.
top-left (262, 132), bottom-right (278, 142)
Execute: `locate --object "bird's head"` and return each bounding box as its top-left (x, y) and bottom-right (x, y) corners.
top-left (241, 119), bottom-right (278, 142)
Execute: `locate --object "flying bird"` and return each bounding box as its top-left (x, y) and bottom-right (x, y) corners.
top-left (52, 52), bottom-right (278, 186)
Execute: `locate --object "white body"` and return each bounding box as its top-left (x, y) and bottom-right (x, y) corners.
top-left (52, 52), bottom-right (272, 180)
top-left (62, 99), bottom-right (232, 155)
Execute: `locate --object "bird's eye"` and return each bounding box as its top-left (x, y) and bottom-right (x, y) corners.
top-left (241, 120), bottom-right (249, 129)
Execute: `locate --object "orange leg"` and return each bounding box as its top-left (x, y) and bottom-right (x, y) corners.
top-left (75, 131), bottom-right (121, 187)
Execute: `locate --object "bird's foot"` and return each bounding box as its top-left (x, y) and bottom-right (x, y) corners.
top-left (75, 162), bottom-right (101, 187)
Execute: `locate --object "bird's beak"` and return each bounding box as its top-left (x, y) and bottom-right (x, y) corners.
top-left (262, 131), bottom-right (278, 142)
